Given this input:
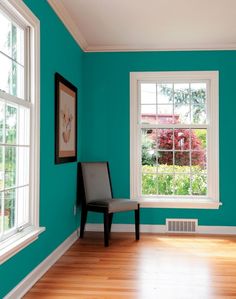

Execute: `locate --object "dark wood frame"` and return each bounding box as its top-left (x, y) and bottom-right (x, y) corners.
top-left (55, 73), bottom-right (77, 164)
top-left (77, 162), bottom-right (140, 247)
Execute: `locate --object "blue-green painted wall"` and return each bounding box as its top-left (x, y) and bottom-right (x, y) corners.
top-left (81, 51), bottom-right (236, 226)
top-left (0, 1), bottom-right (83, 297)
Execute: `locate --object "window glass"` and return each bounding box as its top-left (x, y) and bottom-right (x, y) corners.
top-left (0, 7), bottom-right (30, 242)
top-left (140, 81), bottom-right (209, 197)
top-left (0, 11), bottom-right (24, 99)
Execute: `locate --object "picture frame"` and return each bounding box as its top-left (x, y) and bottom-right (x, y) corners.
top-left (55, 72), bottom-right (77, 164)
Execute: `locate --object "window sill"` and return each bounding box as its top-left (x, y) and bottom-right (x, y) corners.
top-left (137, 198), bottom-right (222, 209)
top-left (0, 226), bottom-right (45, 265)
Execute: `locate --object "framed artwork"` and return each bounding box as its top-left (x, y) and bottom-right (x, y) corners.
top-left (55, 73), bottom-right (77, 164)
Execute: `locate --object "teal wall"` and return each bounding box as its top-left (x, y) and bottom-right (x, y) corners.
top-left (0, 1), bottom-right (83, 297)
top-left (81, 51), bottom-right (236, 226)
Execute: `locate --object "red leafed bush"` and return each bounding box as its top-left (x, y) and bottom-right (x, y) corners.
top-left (158, 129), bottom-right (205, 166)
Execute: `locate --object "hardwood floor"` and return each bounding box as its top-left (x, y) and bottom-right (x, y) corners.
top-left (24, 232), bottom-right (236, 299)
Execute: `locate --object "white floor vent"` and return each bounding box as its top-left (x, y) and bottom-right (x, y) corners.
top-left (166, 219), bottom-right (198, 233)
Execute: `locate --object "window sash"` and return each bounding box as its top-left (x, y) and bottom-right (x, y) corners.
top-left (0, 101), bottom-right (31, 238)
top-left (0, 3), bottom-right (29, 101)
top-left (0, 184), bottom-right (30, 242)
top-left (138, 80), bottom-right (210, 126)
top-left (138, 80), bottom-right (209, 197)
top-left (139, 131), bottom-right (208, 196)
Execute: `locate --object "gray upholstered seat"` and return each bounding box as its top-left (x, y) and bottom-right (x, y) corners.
top-left (77, 162), bottom-right (140, 246)
top-left (88, 198), bottom-right (138, 213)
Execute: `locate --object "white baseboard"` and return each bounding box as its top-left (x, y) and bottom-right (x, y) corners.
top-left (4, 230), bottom-right (79, 299)
top-left (197, 225), bottom-right (236, 235)
top-left (85, 223), bottom-right (236, 235)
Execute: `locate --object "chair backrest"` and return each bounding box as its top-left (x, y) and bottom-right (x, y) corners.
top-left (78, 162), bottom-right (113, 204)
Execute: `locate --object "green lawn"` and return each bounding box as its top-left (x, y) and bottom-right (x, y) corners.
top-left (142, 165), bottom-right (207, 196)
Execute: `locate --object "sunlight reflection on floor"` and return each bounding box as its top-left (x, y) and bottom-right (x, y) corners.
top-left (136, 235), bottom-right (236, 299)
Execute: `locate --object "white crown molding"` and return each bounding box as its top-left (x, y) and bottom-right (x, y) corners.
top-left (47, 0), bottom-right (88, 51)
top-left (4, 230), bottom-right (79, 299)
top-left (86, 43), bottom-right (236, 52)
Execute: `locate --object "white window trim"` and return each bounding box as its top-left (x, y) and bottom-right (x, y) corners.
top-left (0, 0), bottom-right (45, 265)
top-left (130, 71), bottom-right (221, 209)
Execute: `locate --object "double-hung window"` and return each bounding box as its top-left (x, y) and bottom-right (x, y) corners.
top-left (130, 71), bottom-right (220, 209)
top-left (0, 0), bottom-right (43, 264)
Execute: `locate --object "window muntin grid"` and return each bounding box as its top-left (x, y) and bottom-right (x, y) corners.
top-left (140, 81), bottom-right (208, 197)
top-left (0, 9), bottom-right (25, 99)
top-left (0, 8), bottom-right (31, 242)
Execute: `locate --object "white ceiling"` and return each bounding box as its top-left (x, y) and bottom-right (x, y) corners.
top-left (47, 0), bottom-right (236, 52)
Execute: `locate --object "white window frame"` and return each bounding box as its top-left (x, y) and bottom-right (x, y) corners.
top-left (0, 0), bottom-right (44, 265)
top-left (130, 71), bottom-right (221, 209)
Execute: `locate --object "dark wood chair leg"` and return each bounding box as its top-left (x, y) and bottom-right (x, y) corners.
top-left (135, 204), bottom-right (140, 240)
top-left (104, 211), bottom-right (109, 247)
top-left (80, 208), bottom-right (87, 238)
top-left (109, 213), bottom-right (113, 235)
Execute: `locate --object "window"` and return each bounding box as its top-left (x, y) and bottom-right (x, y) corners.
top-left (130, 72), bottom-right (220, 209)
top-left (0, 0), bottom-right (43, 264)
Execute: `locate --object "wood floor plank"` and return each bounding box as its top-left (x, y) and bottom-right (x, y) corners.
top-left (24, 232), bottom-right (236, 299)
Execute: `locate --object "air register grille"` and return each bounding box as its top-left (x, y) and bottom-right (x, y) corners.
top-left (166, 219), bottom-right (198, 233)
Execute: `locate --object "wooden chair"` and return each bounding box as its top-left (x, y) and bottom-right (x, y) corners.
top-left (77, 162), bottom-right (140, 246)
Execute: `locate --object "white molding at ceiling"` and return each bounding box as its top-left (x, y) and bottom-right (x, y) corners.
top-left (47, 0), bottom-right (88, 51)
top-left (86, 43), bottom-right (236, 52)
